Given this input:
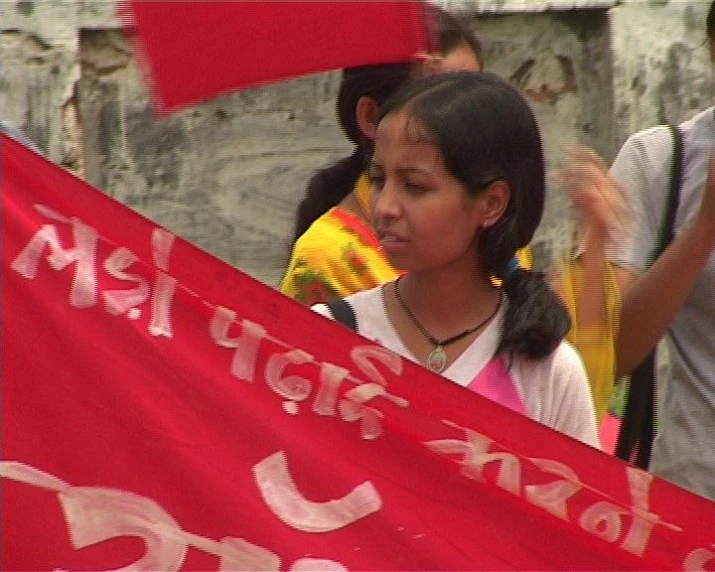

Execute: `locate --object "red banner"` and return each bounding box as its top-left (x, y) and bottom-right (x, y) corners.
top-left (2, 134), bottom-right (715, 570)
top-left (121, 1), bottom-right (430, 113)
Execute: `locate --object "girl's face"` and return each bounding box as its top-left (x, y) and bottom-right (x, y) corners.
top-left (368, 111), bottom-right (488, 273)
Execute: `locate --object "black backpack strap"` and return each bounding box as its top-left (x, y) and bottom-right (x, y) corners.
top-left (655, 124), bottom-right (683, 258)
top-left (326, 299), bottom-right (357, 331)
top-left (615, 351), bottom-right (657, 466)
top-left (615, 124), bottom-right (683, 468)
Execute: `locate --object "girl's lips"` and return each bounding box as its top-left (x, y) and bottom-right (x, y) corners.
top-left (378, 229), bottom-right (406, 242)
top-left (378, 231), bottom-right (408, 253)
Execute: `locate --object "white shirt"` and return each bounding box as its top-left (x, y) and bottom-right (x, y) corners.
top-left (314, 284), bottom-right (599, 449)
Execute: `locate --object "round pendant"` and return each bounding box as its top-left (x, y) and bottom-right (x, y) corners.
top-left (426, 346), bottom-right (447, 373)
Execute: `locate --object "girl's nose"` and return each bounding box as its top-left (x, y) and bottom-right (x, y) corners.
top-left (372, 179), bottom-right (402, 221)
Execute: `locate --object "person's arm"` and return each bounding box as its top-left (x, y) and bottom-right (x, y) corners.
top-left (558, 147), bottom-right (628, 331)
top-left (568, 234), bottom-right (621, 421)
top-left (554, 147), bottom-right (626, 419)
top-left (543, 343), bottom-right (601, 449)
top-left (577, 229), bottom-right (609, 328)
top-left (616, 154), bottom-right (715, 377)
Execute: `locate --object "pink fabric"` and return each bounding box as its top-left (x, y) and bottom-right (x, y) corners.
top-left (468, 358), bottom-right (526, 415)
top-left (600, 412), bottom-right (622, 455)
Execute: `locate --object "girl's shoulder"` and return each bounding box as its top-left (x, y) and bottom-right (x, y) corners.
top-left (512, 341), bottom-right (598, 447)
top-left (551, 339), bottom-right (586, 368)
top-left (514, 339), bottom-right (587, 382)
top-left (342, 283), bottom-right (386, 308)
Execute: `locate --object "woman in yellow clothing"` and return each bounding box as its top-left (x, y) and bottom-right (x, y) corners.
top-left (558, 259), bottom-right (620, 422)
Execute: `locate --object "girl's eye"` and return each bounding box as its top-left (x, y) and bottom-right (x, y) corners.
top-left (405, 181), bottom-right (427, 195)
top-left (369, 175), bottom-right (385, 191)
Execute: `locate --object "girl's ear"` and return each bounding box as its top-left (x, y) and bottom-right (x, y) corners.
top-left (356, 96), bottom-right (380, 140)
top-left (480, 180), bottom-right (510, 229)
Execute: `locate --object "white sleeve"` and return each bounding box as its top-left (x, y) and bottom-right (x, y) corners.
top-left (610, 126), bottom-right (674, 271)
top-left (551, 343), bottom-right (600, 449)
top-left (518, 343), bottom-right (600, 449)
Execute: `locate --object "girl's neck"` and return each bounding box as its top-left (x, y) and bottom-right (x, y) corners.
top-left (397, 265), bottom-right (499, 328)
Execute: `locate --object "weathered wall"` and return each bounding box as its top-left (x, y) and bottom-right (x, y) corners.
top-left (611, 1), bottom-right (715, 147)
top-left (75, 28), bottom-right (347, 283)
top-left (2, 0), bottom-right (713, 286)
top-left (473, 8), bottom-right (613, 264)
top-left (0, 1), bottom-right (81, 171)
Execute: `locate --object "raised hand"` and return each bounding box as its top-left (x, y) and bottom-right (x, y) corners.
top-left (556, 145), bottom-right (628, 245)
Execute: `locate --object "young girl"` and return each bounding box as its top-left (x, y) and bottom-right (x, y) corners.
top-left (313, 71), bottom-right (599, 447)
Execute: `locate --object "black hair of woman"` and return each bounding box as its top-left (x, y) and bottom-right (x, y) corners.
top-left (291, 6), bottom-right (482, 244)
top-left (377, 70), bottom-right (571, 359)
top-left (432, 5), bottom-right (482, 65)
top-left (292, 62), bottom-right (414, 244)
top-left (707, 0), bottom-right (715, 61)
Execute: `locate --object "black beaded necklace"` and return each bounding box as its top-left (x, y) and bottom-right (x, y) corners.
top-left (394, 275), bottom-right (502, 374)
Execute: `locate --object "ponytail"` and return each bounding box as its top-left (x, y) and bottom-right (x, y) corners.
top-left (495, 267), bottom-right (571, 359)
top-left (292, 150), bottom-right (365, 244)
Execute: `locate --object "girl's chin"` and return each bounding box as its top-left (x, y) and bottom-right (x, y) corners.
top-left (384, 254), bottom-right (416, 274)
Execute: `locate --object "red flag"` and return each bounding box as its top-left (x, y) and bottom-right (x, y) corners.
top-left (3, 134), bottom-right (715, 570)
top-left (121, 1), bottom-right (430, 113)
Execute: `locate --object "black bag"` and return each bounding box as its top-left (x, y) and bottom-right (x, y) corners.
top-left (614, 124), bottom-right (683, 468)
top-left (326, 299), bottom-right (357, 331)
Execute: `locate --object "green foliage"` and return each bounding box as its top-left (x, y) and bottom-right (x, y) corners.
top-left (608, 377), bottom-right (629, 419)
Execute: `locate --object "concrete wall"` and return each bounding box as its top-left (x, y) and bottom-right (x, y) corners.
top-left (611, 1), bottom-right (715, 146)
top-left (2, 0), bottom-right (713, 286)
top-left (75, 28), bottom-right (347, 284)
top-left (473, 8), bottom-right (613, 264)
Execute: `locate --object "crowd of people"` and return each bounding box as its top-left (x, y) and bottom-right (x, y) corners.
top-left (280, 3), bottom-right (715, 502)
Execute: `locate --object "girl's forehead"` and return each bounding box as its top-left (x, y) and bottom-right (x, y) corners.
top-left (376, 111), bottom-right (432, 147)
top-left (374, 113), bottom-right (444, 168)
